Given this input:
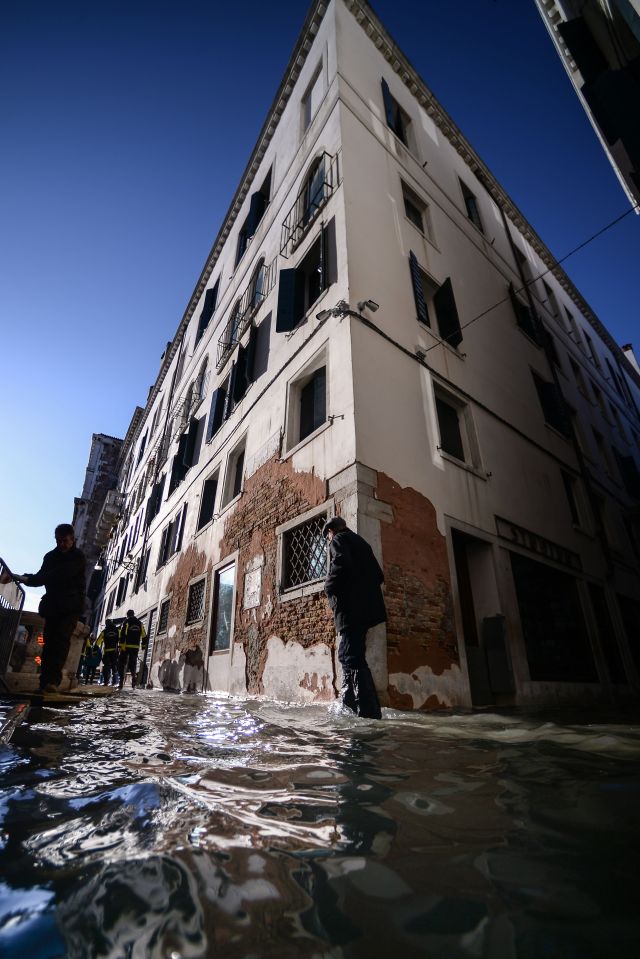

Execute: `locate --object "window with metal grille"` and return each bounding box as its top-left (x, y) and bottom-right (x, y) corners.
top-left (283, 515), bottom-right (328, 589)
top-left (186, 579), bottom-right (206, 625)
top-left (158, 598), bottom-right (170, 634)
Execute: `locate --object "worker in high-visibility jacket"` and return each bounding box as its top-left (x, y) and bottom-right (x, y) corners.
top-left (117, 609), bottom-right (147, 690)
top-left (97, 619), bottom-right (121, 686)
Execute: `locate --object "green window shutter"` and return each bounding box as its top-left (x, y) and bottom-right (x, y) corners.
top-left (276, 269), bottom-right (303, 332)
top-left (434, 277), bottom-right (463, 348)
top-left (206, 388), bottom-right (226, 442)
top-left (409, 251), bottom-right (429, 326)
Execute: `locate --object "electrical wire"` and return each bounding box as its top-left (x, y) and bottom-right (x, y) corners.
top-left (423, 200), bottom-right (639, 354)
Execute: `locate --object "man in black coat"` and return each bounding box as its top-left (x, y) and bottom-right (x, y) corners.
top-left (323, 516), bottom-right (385, 719)
top-left (17, 523), bottom-right (86, 692)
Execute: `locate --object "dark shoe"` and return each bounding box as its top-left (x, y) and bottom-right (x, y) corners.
top-left (354, 667), bottom-right (382, 719)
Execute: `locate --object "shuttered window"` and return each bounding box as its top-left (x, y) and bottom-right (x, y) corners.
top-left (532, 372), bottom-right (570, 436)
top-left (509, 283), bottom-right (540, 344)
top-left (197, 474), bottom-right (218, 530)
top-left (206, 388), bottom-right (227, 442)
top-left (409, 253), bottom-right (462, 348)
top-left (196, 280), bottom-right (219, 343)
top-left (276, 219), bottom-right (337, 332)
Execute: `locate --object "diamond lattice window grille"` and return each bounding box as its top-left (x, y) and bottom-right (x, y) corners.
top-left (186, 579), bottom-right (206, 625)
top-left (158, 599), bottom-right (170, 633)
top-left (283, 515), bottom-right (328, 589)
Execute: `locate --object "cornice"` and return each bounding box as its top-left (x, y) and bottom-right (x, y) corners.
top-left (345, 0), bottom-right (639, 388)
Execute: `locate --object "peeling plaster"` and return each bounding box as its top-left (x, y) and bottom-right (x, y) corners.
top-left (261, 636), bottom-right (335, 703)
top-left (389, 663), bottom-right (466, 710)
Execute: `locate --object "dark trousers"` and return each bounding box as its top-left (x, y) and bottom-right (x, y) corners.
top-left (40, 614), bottom-right (78, 689)
top-left (338, 627), bottom-right (382, 720)
top-left (118, 649), bottom-right (139, 688)
top-left (102, 651), bottom-right (118, 685)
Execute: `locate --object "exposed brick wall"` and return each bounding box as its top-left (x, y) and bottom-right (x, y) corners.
top-left (376, 473), bottom-right (457, 709)
top-left (219, 455), bottom-right (334, 694)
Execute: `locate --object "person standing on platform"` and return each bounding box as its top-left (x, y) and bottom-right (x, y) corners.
top-left (323, 516), bottom-right (385, 720)
top-left (16, 524), bottom-right (86, 693)
top-left (117, 610), bottom-right (146, 690)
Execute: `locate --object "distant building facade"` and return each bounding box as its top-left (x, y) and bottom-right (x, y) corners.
top-left (535, 0), bottom-right (640, 209)
top-left (93, 0), bottom-right (640, 708)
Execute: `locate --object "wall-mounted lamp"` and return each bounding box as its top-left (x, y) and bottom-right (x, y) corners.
top-left (357, 299), bottom-right (379, 313)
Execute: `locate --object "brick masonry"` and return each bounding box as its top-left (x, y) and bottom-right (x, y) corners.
top-left (375, 472), bottom-right (459, 709)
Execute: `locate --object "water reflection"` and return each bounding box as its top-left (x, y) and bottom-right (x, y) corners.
top-left (0, 693), bottom-right (639, 957)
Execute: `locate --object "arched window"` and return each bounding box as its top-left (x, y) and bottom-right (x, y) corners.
top-left (251, 259), bottom-right (267, 311)
top-left (302, 156), bottom-right (326, 225)
top-left (195, 357), bottom-right (208, 402)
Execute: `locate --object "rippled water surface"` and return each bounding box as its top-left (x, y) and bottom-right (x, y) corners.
top-left (1, 692), bottom-right (639, 958)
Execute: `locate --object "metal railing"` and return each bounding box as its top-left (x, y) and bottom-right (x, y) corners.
top-left (0, 557), bottom-right (25, 677)
top-left (216, 256), bottom-right (277, 370)
top-left (280, 150), bottom-right (341, 257)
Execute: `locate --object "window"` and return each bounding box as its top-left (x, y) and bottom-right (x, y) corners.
top-left (197, 471), bottom-right (219, 531)
top-left (150, 397), bottom-right (164, 438)
top-left (157, 598), bottom-right (170, 634)
top-left (136, 431), bottom-right (148, 467)
top-left (569, 358), bottom-right (589, 398)
top-left (532, 371), bottom-right (570, 436)
top-left (544, 331), bottom-right (562, 369)
top-left (584, 332), bottom-right (601, 368)
top-left (250, 259), bottom-right (267, 312)
top-left (381, 77), bottom-right (412, 148)
top-left (402, 182), bottom-right (428, 234)
top-left (302, 64), bottom-right (323, 132)
top-left (409, 252), bottom-right (462, 348)
top-left (106, 589), bottom-right (116, 616)
top-left (276, 219), bottom-right (337, 333)
top-left (196, 280), bottom-right (219, 343)
top-left (235, 170), bottom-right (271, 267)
top-left (592, 429), bottom-right (613, 477)
top-left (459, 179), bottom-right (483, 233)
top-left (145, 474), bottom-right (165, 526)
top-left (609, 403), bottom-right (627, 441)
top-left (514, 247), bottom-right (534, 286)
top-left (116, 575), bottom-right (128, 607)
top-left (591, 383), bottom-right (607, 419)
top-left (565, 308), bottom-right (584, 349)
top-left (282, 514), bottom-right (328, 590)
top-left (210, 564), bottom-right (235, 653)
top-left (169, 416), bottom-right (204, 495)
top-left (568, 407), bottom-right (589, 456)
top-left (561, 471), bottom-right (582, 526)
top-left (542, 280), bottom-right (561, 323)
top-left (287, 353), bottom-right (327, 449)
top-left (186, 579), bottom-right (206, 625)
top-left (435, 394), bottom-right (465, 462)
top-left (134, 547), bottom-right (151, 594)
top-left (157, 504), bottom-right (187, 569)
top-left (194, 357), bottom-right (209, 406)
top-left (221, 439), bottom-right (246, 508)
top-left (300, 156), bottom-right (327, 228)
top-left (509, 283), bottom-right (540, 344)
top-left (613, 449), bottom-right (640, 497)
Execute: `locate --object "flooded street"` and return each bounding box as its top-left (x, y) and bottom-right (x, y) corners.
top-left (1, 694), bottom-right (639, 958)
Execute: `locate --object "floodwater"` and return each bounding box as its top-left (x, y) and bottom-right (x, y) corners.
top-left (1, 693), bottom-right (639, 959)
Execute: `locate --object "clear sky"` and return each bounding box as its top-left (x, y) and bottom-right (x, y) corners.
top-left (2, 0), bottom-right (638, 612)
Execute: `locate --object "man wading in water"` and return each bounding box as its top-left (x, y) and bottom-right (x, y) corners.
top-left (16, 523), bottom-right (86, 693)
top-left (323, 516), bottom-right (385, 719)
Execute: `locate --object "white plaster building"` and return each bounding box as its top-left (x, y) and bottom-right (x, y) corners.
top-left (95, 0), bottom-right (640, 709)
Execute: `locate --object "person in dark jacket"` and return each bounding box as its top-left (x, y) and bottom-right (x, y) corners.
top-left (16, 523), bottom-right (86, 692)
top-left (117, 609), bottom-right (146, 690)
top-left (97, 619), bottom-right (120, 686)
top-left (323, 516), bottom-right (385, 719)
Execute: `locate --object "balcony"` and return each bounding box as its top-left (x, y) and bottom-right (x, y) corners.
top-left (216, 257), bottom-right (276, 371)
top-left (95, 490), bottom-right (124, 547)
top-left (280, 150), bottom-right (341, 258)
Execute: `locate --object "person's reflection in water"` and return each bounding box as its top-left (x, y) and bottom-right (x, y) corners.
top-left (292, 731), bottom-right (401, 948)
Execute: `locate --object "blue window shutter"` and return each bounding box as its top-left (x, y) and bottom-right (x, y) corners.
top-left (434, 278), bottom-right (463, 348)
top-left (276, 269), bottom-right (298, 332)
top-left (409, 251), bottom-right (429, 326)
top-left (206, 388), bottom-right (226, 442)
top-left (381, 77), bottom-right (395, 129)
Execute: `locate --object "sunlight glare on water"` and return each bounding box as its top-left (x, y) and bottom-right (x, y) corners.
top-left (1, 691), bottom-right (639, 958)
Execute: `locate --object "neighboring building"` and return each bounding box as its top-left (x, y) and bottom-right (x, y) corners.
top-left (95, 0), bottom-right (640, 708)
top-left (535, 0), bottom-right (640, 209)
top-left (73, 433), bottom-right (123, 575)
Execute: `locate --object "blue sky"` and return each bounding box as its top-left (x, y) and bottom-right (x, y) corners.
top-left (1, 0), bottom-right (638, 611)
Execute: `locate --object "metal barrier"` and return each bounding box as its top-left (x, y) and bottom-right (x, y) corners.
top-left (0, 558), bottom-right (25, 678)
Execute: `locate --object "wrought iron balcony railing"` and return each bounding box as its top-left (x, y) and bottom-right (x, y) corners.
top-left (216, 256), bottom-right (277, 370)
top-left (280, 150), bottom-right (341, 258)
